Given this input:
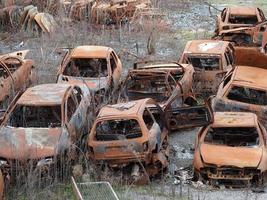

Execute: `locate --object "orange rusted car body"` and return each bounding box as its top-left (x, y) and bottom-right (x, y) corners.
top-left (121, 61), bottom-right (195, 108)
top-left (0, 83), bottom-right (90, 180)
top-left (212, 66), bottom-right (267, 127)
top-left (87, 98), bottom-right (169, 183)
top-left (91, 0), bottom-right (151, 25)
top-left (194, 112), bottom-right (267, 187)
top-left (57, 46), bottom-right (122, 102)
top-left (215, 6), bottom-right (265, 34)
top-left (0, 50), bottom-right (35, 120)
top-left (214, 21), bottom-right (267, 68)
top-left (180, 40), bottom-right (235, 95)
top-left (120, 61), bottom-right (213, 131)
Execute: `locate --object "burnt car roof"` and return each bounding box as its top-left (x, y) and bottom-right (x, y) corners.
top-left (70, 46), bottom-right (111, 59)
top-left (232, 66), bottom-right (267, 88)
top-left (228, 6), bottom-right (258, 16)
top-left (17, 84), bottom-right (71, 106)
top-left (212, 112), bottom-right (257, 127)
top-left (98, 98), bottom-right (155, 118)
top-left (184, 40), bottom-right (230, 55)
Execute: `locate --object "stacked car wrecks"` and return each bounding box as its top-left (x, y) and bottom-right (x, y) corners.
top-left (2, 3), bottom-right (267, 198)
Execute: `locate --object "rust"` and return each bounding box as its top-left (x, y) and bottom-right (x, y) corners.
top-left (121, 60), bottom-right (195, 108)
top-left (0, 3), bottom-right (57, 34)
top-left (0, 83), bottom-right (91, 181)
top-left (215, 6), bottom-right (265, 35)
top-left (57, 45), bottom-right (122, 104)
top-left (0, 50), bottom-right (35, 122)
top-left (212, 65), bottom-right (267, 128)
top-left (180, 40), bottom-right (235, 96)
top-left (87, 98), bottom-right (169, 184)
top-left (194, 112), bottom-right (267, 188)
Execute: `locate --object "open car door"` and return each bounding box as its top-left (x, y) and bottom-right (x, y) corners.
top-left (163, 95), bottom-right (214, 131)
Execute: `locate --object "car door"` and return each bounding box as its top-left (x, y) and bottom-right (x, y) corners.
top-left (163, 95), bottom-right (214, 131)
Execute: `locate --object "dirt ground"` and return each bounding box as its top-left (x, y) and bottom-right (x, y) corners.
top-left (2, 0), bottom-right (267, 199)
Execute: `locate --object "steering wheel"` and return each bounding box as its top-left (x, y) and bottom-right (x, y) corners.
top-left (1, 56), bottom-right (23, 65)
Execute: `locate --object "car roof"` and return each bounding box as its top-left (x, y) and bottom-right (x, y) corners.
top-left (228, 7), bottom-right (258, 16)
top-left (183, 40), bottom-right (230, 55)
top-left (70, 45), bottom-right (111, 59)
top-left (17, 84), bottom-right (71, 106)
top-left (232, 66), bottom-right (267, 89)
top-left (98, 98), bottom-right (154, 118)
top-left (212, 112), bottom-right (257, 127)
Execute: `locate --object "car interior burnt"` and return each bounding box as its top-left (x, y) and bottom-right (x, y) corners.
top-left (125, 73), bottom-right (177, 102)
top-left (204, 127), bottom-right (259, 147)
top-left (228, 15), bottom-right (258, 24)
top-left (63, 58), bottom-right (108, 78)
top-left (95, 119), bottom-right (142, 141)
top-left (8, 105), bottom-right (62, 128)
top-left (227, 86), bottom-right (267, 105)
top-left (186, 56), bottom-right (220, 70)
top-left (222, 33), bottom-right (254, 46)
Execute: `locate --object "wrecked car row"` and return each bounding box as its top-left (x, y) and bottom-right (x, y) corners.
top-left (2, 4), bottom-right (267, 196)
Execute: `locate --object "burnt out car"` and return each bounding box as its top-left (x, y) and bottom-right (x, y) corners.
top-left (194, 112), bottom-right (267, 187)
top-left (120, 61), bottom-right (213, 131)
top-left (57, 46), bottom-right (122, 102)
top-left (87, 98), bottom-right (169, 183)
top-left (0, 50), bottom-right (35, 120)
top-left (215, 6), bottom-right (265, 34)
top-left (0, 84), bottom-right (90, 181)
top-left (212, 65), bottom-right (267, 127)
top-left (180, 40), bottom-right (235, 95)
top-left (120, 61), bottom-right (195, 108)
top-left (214, 21), bottom-right (267, 68)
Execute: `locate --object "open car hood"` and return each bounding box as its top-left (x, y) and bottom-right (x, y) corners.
top-left (0, 126), bottom-right (69, 160)
top-left (200, 143), bottom-right (262, 168)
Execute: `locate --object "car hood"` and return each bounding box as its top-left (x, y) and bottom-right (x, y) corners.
top-left (60, 76), bottom-right (108, 91)
top-left (200, 143), bottom-right (262, 168)
top-left (0, 126), bottom-right (70, 160)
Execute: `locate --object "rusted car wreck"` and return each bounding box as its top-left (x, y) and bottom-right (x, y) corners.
top-left (180, 40), bottom-right (235, 96)
top-left (0, 50), bottom-right (35, 120)
top-left (214, 20), bottom-right (267, 68)
top-left (0, 84), bottom-right (90, 182)
top-left (215, 6), bottom-right (265, 34)
top-left (212, 65), bottom-right (267, 127)
top-left (120, 60), bottom-right (212, 130)
top-left (87, 99), bottom-right (169, 183)
top-left (57, 45), bottom-right (122, 103)
top-left (194, 112), bottom-right (267, 187)
top-left (121, 61), bottom-right (195, 107)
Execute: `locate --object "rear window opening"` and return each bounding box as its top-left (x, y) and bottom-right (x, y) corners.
top-left (229, 15), bottom-right (258, 24)
top-left (186, 56), bottom-right (220, 71)
top-left (8, 105), bottom-right (62, 128)
top-left (227, 86), bottom-right (267, 106)
top-left (95, 119), bottom-right (142, 141)
top-left (204, 127), bottom-right (259, 147)
top-left (126, 74), bottom-right (176, 102)
top-left (63, 58), bottom-right (108, 78)
top-left (223, 33), bottom-right (254, 46)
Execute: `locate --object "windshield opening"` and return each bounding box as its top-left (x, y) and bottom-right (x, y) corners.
top-left (63, 58), bottom-right (108, 78)
top-left (126, 74), bottom-right (173, 102)
top-left (204, 127), bottom-right (259, 147)
top-left (227, 86), bottom-right (267, 105)
top-left (186, 56), bottom-right (220, 71)
top-left (8, 105), bottom-right (62, 128)
top-left (229, 15), bottom-right (258, 24)
top-left (95, 119), bottom-right (142, 141)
